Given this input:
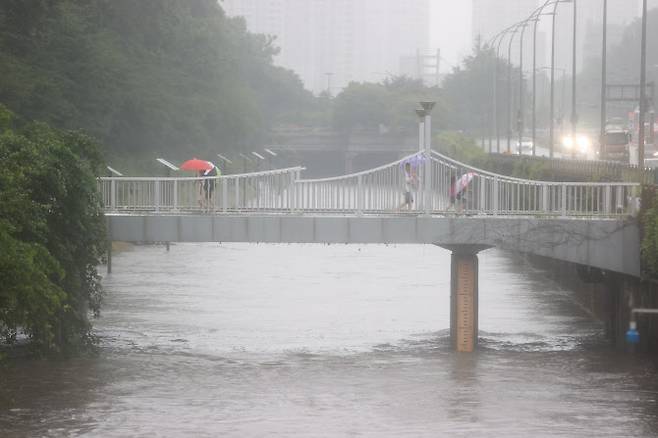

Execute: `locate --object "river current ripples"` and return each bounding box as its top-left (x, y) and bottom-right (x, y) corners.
top-left (2, 243), bottom-right (658, 437)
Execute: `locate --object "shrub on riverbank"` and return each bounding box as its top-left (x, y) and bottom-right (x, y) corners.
top-left (641, 186), bottom-right (658, 277)
top-left (0, 104), bottom-right (106, 354)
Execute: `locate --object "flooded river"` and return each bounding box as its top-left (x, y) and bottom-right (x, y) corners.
top-left (2, 244), bottom-right (658, 437)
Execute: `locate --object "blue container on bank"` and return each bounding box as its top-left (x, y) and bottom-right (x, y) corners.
top-left (626, 321), bottom-right (640, 345)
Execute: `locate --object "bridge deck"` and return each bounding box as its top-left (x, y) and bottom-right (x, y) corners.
top-left (107, 214), bottom-right (639, 277)
top-left (102, 151), bottom-right (642, 277)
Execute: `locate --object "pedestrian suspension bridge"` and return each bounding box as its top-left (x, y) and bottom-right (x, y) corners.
top-left (100, 150), bottom-right (641, 352)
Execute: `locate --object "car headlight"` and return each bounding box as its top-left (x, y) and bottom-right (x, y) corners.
top-left (577, 135), bottom-right (591, 153)
top-left (562, 136), bottom-right (574, 149)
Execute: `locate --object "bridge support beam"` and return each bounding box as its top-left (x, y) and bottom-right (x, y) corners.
top-left (441, 245), bottom-right (490, 352)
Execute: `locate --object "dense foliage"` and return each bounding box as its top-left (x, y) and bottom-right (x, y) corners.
top-left (641, 186), bottom-right (658, 277)
top-left (441, 44), bottom-right (513, 136)
top-left (0, 104), bottom-right (106, 353)
top-left (0, 0), bottom-right (313, 165)
top-left (331, 77), bottom-right (447, 134)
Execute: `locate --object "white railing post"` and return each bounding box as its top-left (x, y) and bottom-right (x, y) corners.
top-left (561, 184), bottom-right (568, 216)
top-left (424, 153), bottom-right (432, 215)
top-left (357, 175), bottom-right (364, 215)
top-left (110, 179), bottom-right (117, 211)
top-left (235, 178), bottom-right (240, 211)
top-left (492, 177), bottom-right (499, 215)
top-left (542, 184), bottom-right (549, 213)
top-left (604, 185), bottom-right (611, 215)
top-left (290, 172), bottom-right (296, 212)
top-left (172, 179), bottom-right (178, 212)
top-left (479, 177), bottom-right (486, 213)
top-left (222, 178), bottom-right (228, 213)
top-left (154, 180), bottom-right (160, 212)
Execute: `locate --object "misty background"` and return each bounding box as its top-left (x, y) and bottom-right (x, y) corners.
top-left (0, 0), bottom-right (656, 176)
top-left (223, 0), bottom-right (655, 94)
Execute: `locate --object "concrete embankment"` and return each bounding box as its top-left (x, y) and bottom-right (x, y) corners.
top-left (525, 253), bottom-right (658, 353)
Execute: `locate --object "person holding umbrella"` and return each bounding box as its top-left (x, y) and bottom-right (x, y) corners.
top-left (450, 172), bottom-right (475, 213)
top-left (180, 158), bottom-right (220, 209)
top-left (398, 162), bottom-right (418, 211)
top-left (199, 163), bottom-right (219, 209)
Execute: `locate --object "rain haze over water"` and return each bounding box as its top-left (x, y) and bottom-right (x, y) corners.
top-left (2, 244), bottom-right (658, 437)
top-left (1, 0), bottom-right (658, 436)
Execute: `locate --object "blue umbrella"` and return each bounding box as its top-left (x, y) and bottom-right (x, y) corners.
top-left (400, 154), bottom-right (426, 169)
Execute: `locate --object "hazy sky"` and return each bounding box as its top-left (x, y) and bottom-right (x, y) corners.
top-left (430, 0), bottom-right (473, 73)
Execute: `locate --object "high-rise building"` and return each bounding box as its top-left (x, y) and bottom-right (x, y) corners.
top-left (221, 0), bottom-right (431, 94)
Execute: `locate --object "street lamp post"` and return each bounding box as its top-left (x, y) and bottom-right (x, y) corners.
top-left (600, 0), bottom-right (608, 159)
top-left (252, 151), bottom-right (266, 171)
top-left (532, 0), bottom-right (559, 156)
top-left (507, 26), bottom-right (521, 153)
top-left (420, 101), bottom-right (435, 215)
top-left (494, 30), bottom-right (513, 153)
top-left (570, 0), bottom-right (578, 159)
top-left (264, 148), bottom-right (277, 170)
top-left (518, 20), bottom-right (537, 155)
top-left (639, 0), bottom-right (648, 169)
top-left (549, 1), bottom-right (560, 158)
top-left (489, 28), bottom-right (511, 154)
top-left (532, 14), bottom-right (541, 156)
top-left (415, 108), bottom-right (426, 153)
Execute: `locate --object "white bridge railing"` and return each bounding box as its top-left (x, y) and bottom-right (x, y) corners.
top-left (99, 167), bottom-right (303, 213)
top-left (100, 152), bottom-right (641, 217)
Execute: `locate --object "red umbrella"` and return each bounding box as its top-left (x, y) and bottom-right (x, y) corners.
top-left (180, 158), bottom-right (214, 172)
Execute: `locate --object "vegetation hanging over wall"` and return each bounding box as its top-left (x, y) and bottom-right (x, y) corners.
top-left (641, 186), bottom-right (658, 278)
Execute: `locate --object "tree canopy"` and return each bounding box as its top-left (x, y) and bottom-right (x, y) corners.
top-left (332, 77), bottom-right (447, 134)
top-left (0, 0), bottom-right (314, 166)
top-left (0, 104), bottom-right (106, 353)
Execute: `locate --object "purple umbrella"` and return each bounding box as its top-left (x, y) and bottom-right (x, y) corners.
top-left (400, 154), bottom-right (426, 169)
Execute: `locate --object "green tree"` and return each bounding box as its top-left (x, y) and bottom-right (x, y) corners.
top-left (0, 105), bottom-right (105, 353)
top-left (331, 77), bottom-right (446, 134)
top-left (441, 43), bottom-right (515, 138)
top-left (0, 0), bottom-right (314, 170)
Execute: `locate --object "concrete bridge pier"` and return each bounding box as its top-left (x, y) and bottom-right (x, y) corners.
top-left (441, 245), bottom-right (491, 353)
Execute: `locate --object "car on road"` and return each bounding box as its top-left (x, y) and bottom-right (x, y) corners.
top-left (515, 137), bottom-right (534, 155)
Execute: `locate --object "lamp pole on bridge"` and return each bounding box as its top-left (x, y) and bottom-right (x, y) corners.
top-left (415, 108), bottom-right (426, 153)
top-left (420, 101), bottom-right (435, 215)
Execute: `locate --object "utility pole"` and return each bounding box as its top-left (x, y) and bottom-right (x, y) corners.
top-left (532, 15), bottom-right (539, 156)
top-left (571, 0), bottom-right (578, 158)
top-left (519, 23), bottom-right (529, 155)
top-left (600, 0), bottom-right (608, 159)
top-left (421, 101), bottom-right (435, 215)
top-left (639, 0), bottom-right (648, 168)
top-left (507, 28), bottom-right (519, 154)
top-left (549, 1), bottom-right (559, 158)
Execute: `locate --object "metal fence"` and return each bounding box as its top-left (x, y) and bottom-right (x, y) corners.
top-left (99, 154), bottom-right (641, 217)
top-left (99, 167), bottom-right (304, 213)
top-left (429, 151), bottom-right (640, 217)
